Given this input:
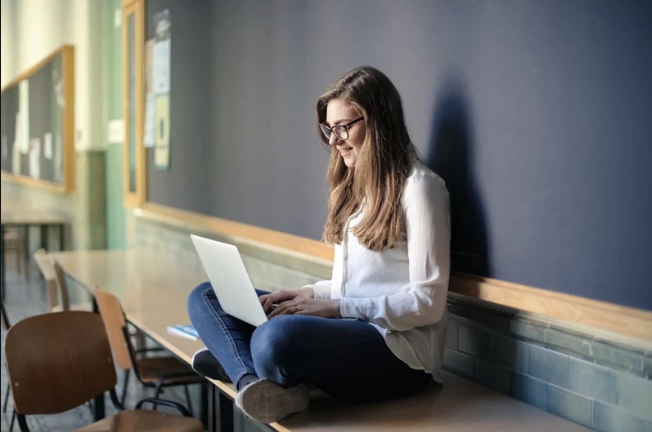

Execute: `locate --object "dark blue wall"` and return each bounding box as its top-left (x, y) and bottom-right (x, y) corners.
top-left (146, 0), bottom-right (652, 310)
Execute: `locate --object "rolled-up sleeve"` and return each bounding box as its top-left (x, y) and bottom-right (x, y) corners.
top-left (303, 279), bottom-right (332, 299)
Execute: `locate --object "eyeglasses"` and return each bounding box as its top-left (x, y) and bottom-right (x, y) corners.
top-left (319, 116), bottom-right (364, 141)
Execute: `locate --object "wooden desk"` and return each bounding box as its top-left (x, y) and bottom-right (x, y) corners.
top-left (1, 205), bottom-right (67, 298)
top-left (53, 250), bottom-right (591, 432)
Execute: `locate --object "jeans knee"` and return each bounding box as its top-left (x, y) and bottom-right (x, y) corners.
top-left (187, 281), bottom-right (213, 317)
top-left (250, 316), bottom-right (299, 383)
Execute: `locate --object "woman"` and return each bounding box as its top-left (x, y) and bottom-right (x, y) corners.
top-left (187, 66), bottom-right (451, 424)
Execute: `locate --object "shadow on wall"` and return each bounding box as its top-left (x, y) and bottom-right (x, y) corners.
top-left (424, 77), bottom-right (490, 287)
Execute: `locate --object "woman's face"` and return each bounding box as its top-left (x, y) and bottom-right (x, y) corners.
top-left (325, 98), bottom-right (366, 168)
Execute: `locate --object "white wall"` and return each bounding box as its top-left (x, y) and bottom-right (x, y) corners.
top-left (1, 0), bottom-right (104, 151)
top-left (0, 0), bottom-right (16, 87)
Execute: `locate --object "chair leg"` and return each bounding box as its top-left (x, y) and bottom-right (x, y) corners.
top-left (1, 300), bottom-right (10, 331)
top-left (151, 382), bottom-right (165, 411)
top-left (3, 382), bottom-right (10, 412)
top-left (184, 384), bottom-right (193, 417)
top-left (19, 243), bottom-right (25, 281)
top-left (121, 369), bottom-right (131, 406)
top-left (9, 409), bottom-right (17, 432)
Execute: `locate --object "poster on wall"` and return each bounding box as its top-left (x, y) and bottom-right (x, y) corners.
top-left (1, 135), bottom-right (7, 160)
top-left (54, 133), bottom-right (63, 182)
top-left (19, 80), bottom-right (30, 154)
top-left (52, 61), bottom-right (64, 182)
top-left (44, 132), bottom-right (53, 160)
top-left (154, 94), bottom-right (170, 169)
top-left (29, 138), bottom-right (41, 179)
top-left (12, 143), bottom-right (20, 174)
top-left (153, 9), bottom-right (171, 170)
top-left (144, 39), bottom-right (156, 148)
top-left (14, 113), bottom-right (24, 157)
top-left (144, 94), bottom-right (156, 148)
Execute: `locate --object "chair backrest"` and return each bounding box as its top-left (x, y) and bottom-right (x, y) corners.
top-left (93, 287), bottom-right (134, 370)
top-left (3, 229), bottom-right (23, 247)
top-left (53, 260), bottom-right (71, 312)
top-left (33, 249), bottom-right (60, 311)
top-left (3, 311), bottom-right (117, 415)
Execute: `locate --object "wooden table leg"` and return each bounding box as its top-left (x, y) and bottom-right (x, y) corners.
top-left (59, 224), bottom-right (65, 251)
top-left (1, 298), bottom-right (9, 330)
top-left (1, 225), bottom-right (5, 300)
top-left (24, 225), bottom-right (30, 263)
top-left (40, 224), bottom-right (49, 251)
top-left (202, 383), bottom-right (217, 432)
top-left (219, 391), bottom-right (234, 432)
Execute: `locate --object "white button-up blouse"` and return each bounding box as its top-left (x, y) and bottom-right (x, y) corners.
top-left (306, 157), bottom-right (451, 381)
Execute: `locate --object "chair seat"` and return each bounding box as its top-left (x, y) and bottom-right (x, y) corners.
top-left (50, 301), bottom-right (93, 313)
top-left (75, 409), bottom-right (203, 432)
top-left (136, 356), bottom-right (205, 385)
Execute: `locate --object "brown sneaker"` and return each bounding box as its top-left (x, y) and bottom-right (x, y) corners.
top-left (235, 379), bottom-right (309, 423)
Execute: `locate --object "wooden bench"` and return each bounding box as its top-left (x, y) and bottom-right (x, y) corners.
top-left (53, 250), bottom-right (591, 432)
top-left (202, 371), bottom-right (591, 432)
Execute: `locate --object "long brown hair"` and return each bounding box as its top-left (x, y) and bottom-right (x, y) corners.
top-left (317, 66), bottom-right (418, 251)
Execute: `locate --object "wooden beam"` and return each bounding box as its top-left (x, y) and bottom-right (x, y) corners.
top-left (122, 1), bottom-right (139, 208)
top-left (1, 172), bottom-right (67, 194)
top-left (142, 202), bottom-right (334, 261)
top-left (138, 201), bottom-right (652, 343)
top-left (450, 273), bottom-right (652, 343)
top-left (62, 46), bottom-right (75, 193)
top-left (1, 46), bottom-right (70, 94)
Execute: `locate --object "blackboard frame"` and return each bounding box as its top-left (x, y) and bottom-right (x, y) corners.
top-left (0, 45), bottom-right (75, 194)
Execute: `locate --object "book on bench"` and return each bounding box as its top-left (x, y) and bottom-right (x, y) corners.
top-left (167, 324), bottom-right (200, 340)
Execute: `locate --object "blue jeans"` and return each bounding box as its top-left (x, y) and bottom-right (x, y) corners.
top-left (187, 282), bottom-right (432, 402)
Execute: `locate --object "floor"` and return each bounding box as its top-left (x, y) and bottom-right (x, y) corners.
top-left (1, 262), bottom-right (205, 432)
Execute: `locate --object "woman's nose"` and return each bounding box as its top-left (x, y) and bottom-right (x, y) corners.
top-left (329, 133), bottom-right (339, 146)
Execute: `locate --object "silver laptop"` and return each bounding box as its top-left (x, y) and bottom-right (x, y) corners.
top-left (191, 235), bottom-right (268, 327)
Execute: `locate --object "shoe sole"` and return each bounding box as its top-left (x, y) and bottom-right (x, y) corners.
top-left (236, 379), bottom-right (309, 423)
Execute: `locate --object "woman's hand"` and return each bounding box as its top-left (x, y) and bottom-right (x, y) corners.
top-left (267, 298), bottom-right (341, 319)
top-left (259, 288), bottom-right (314, 314)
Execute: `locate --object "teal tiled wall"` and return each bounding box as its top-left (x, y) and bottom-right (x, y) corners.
top-left (443, 299), bottom-right (651, 432)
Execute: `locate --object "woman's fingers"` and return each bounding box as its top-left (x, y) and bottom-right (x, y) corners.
top-left (263, 297), bottom-right (274, 312)
top-left (260, 295), bottom-right (274, 312)
top-left (268, 300), bottom-right (297, 318)
top-left (260, 291), bottom-right (286, 311)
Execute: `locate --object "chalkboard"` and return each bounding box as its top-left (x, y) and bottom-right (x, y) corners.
top-left (1, 49), bottom-right (67, 186)
top-left (143, 0), bottom-right (652, 311)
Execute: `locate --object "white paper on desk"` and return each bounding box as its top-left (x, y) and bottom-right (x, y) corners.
top-left (29, 138), bottom-right (41, 179)
top-left (44, 133), bottom-right (53, 160)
